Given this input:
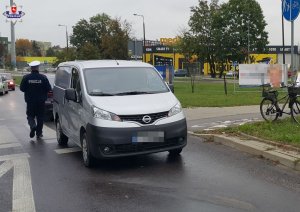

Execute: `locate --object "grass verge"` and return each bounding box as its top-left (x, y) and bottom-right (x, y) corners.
top-left (13, 75), bottom-right (23, 85)
top-left (174, 81), bottom-right (264, 107)
top-left (198, 118), bottom-right (300, 148)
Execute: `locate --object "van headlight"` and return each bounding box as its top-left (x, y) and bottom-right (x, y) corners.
top-left (168, 102), bottom-right (182, 117)
top-left (92, 106), bottom-right (121, 121)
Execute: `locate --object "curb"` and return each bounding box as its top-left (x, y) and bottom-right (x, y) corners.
top-left (188, 131), bottom-right (300, 171)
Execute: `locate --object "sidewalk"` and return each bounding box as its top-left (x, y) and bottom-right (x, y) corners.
top-left (183, 105), bottom-right (259, 121)
top-left (185, 106), bottom-right (300, 171)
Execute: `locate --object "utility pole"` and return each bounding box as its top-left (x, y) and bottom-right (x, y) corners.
top-left (10, 0), bottom-right (17, 70)
top-left (281, 0), bottom-right (286, 65)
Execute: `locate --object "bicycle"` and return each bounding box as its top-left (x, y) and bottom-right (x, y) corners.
top-left (260, 83), bottom-right (300, 123)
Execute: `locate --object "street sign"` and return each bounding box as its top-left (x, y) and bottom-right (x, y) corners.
top-left (282, 0), bottom-right (300, 21)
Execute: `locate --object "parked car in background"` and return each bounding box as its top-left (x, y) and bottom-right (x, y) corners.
top-left (174, 69), bottom-right (188, 77)
top-left (0, 73), bottom-right (15, 91)
top-left (45, 76), bottom-right (54, 121)
top-left (45, 67), bottom-right (57, 73)
top-left (0, 76), bottom-right (9, 95)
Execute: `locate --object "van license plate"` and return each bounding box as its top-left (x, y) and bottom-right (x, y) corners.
top-left (132, 131), bottom-right (164, 143)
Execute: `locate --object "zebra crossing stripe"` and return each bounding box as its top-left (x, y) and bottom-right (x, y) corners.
top-left (0, 153), bottom-right (30, 162)
top-left (0, 125), bottom-right (19, 144)
top-left (12, 159), bottom-right (36, 212)
top-left (0, 160), bottom-right (13, 178)
top-left (0, 143), bottom-right (21, 149)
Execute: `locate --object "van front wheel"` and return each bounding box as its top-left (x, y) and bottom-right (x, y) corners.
top-left (56, 119), bottom-right (68, 145)
top-left (81, 133), bottom-right (95, 167)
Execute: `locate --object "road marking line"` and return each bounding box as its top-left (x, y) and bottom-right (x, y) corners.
top-left (12, 159), bottom-right (36, 212)
top-left (0, 143), bottom-right (21, 149)
top-left (0, 125), bottom-right (19, 144)
top-left (54, 147), bottom-right (81, 154)
top-left (0, 153), bottom-right (30, 162)
top-left (0, 160), bottom-right (13, 178)
top-left (43, 125), bottom-right (56, 138)
top-left (43, 139), bottom-right (57, 144)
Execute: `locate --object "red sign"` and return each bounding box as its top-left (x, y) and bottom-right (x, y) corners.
top-left (11, 4), bottom-right (17, 14)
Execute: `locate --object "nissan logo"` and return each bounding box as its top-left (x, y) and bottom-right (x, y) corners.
top-left (142, 115), bottom-right (152, 124)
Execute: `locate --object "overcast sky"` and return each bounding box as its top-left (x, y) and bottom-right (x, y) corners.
top-left (0, 0), bottom-right (299, 47)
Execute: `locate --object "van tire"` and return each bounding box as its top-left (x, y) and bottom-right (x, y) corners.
top-left (168, 148), bottom-right (182, 156)
top-left (81, 132), bottom-right (95, 168)
top-left (56, 118), bottom-right (68, 145)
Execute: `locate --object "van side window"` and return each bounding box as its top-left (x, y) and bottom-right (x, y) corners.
top-left (55, 67), bottom-right (71, 89)
top-left (71, 69), bottom-right (81, 101)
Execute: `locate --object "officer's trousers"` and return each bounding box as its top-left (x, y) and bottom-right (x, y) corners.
top-left (26, 102), bottom-right (45, 136)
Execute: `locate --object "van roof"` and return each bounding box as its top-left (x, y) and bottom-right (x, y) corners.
top-left (58, 60), bottom-right (154, 69)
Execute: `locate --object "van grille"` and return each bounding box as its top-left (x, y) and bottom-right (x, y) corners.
top-left (119, 111), bottom-right (169, 124)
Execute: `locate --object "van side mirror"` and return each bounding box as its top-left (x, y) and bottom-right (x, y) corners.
top-left (65, 88), bottom-right (77, 101)
top-left (168, 84), bottom-right (174, 93)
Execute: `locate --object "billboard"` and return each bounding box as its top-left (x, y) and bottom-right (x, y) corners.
top-left (239, 64), bottom-right (288, 87)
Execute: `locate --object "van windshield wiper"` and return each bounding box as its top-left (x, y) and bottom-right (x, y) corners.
top-left (115, 91), bottom-right (154, 96)
top-left (89, 91), bottom-right (115, 96)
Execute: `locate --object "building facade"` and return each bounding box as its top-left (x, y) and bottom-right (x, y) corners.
top-left (128, 38), bottom-right (300, 75)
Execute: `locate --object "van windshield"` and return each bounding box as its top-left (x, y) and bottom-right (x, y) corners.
top-left (84, 67), bottom-right (169, 96)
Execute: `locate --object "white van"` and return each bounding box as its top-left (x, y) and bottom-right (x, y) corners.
top-left (53, 60), bottom-right (187, 167)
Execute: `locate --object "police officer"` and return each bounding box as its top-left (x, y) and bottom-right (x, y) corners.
top-left (20, 61), bottom-right (52, 139)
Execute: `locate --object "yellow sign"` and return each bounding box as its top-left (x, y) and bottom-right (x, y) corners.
top-left (160, 37), bottom-right (180, 46)
top-left (17, 57), bottom-right (57, 64)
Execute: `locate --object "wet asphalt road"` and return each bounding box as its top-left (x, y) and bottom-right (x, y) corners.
top-left (0, 89), bottom-right (300, 212)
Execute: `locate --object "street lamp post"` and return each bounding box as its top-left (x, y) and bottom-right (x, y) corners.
top-left (58, 24), bottom-right (69, 54)
top-left (133, 14), bottom-right (146, 62)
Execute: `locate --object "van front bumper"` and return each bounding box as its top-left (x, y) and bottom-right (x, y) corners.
top-left (86, 119), bottom-right (187, 158)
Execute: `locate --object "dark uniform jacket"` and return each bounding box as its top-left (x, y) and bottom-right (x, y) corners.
top-left (20, 71), bottom-right (52, 103)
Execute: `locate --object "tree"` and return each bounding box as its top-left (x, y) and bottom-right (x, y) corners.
top-left (53, 47), bottom-right (77, 67)
top-left (31, 41), bottom-right (42, 56)
top-left (16, 39), bottom-right (32, 56)
top-left (180, 0), bottom-right (268, 78)
top-left (183, 0), bottom-right (221, 77)
top-left (0, 43), bottom-right (7, 68)
top-left (46, 47), bottom-right (56, 57)
top-left (216, 0), bottom-right (268, 64)
top-left (0, 43), bottom-right (6, 58)
top-left (77, 42), bottom-right (100, 60)
top-left (70, 13), bottom-right (130, 59)
top-left (101, 18), bottom-right (129, 59)
top-left (175, 31), bottom-right (201, 93)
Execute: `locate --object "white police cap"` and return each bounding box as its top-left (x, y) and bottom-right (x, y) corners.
top-left (29, 61), bottom-right (41, 67)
